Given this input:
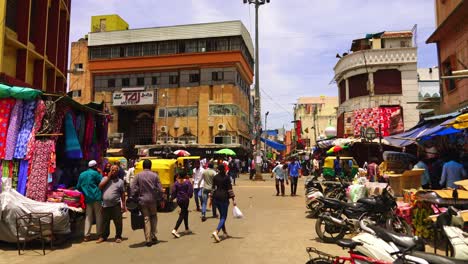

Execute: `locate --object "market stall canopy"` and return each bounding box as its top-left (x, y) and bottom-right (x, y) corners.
top-left (444, 113), bottom-right (468, 130)
top-left (0, 84), bottom-right (42, 100)
top-left (214, 148), bottom-right (236, 156)
top-left (260, 137), bottom-right (286, 151)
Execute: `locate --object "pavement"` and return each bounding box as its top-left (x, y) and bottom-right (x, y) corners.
top-left (0, 174), bottom-right (342, 264)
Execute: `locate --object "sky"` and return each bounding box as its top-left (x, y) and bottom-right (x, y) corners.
top-left (69, 0), bottom-right (439, 130)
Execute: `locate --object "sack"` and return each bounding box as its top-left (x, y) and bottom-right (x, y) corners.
top-left (130, 210), bottom-right (145, 230)
top-left (232, 206), bottom-right (243, 219)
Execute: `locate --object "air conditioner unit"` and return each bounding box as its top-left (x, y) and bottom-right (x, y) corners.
top-left (183, 127), bottom-right (191, 134)
top-left (160, 126), bottom-right (168, 133)
top-left (75, 68), bottom-right (84, 72)
top-left (218, 123), bottom-right (227, 131)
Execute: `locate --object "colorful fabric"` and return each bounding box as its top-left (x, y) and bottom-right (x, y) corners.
top-left (353, 107), bottom-right (404, 137)
top-left (25, 100), bottom-right (46, 160)
top-left (17, 160), bottom-right (29, 195)
top-left (83, 113), bottom-right (95, 160)
top-left (4, 99), bottom-right (23, 160)
top-left (0, 98), bottom-right (16, 158)
top-left (26, 140), bottom-right (55, 202)
top-left (38, 101), bottom-right (56, 134)
top-left (13, 100), bottom-right (37, 159)
top-left (64, 112), bottom-right (83, 159)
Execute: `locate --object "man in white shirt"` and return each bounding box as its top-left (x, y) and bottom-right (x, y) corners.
top-left (192, 160), bottom-right (205, 211)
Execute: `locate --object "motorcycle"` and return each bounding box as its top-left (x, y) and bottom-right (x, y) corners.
top-left (315, 185), bottom-right (412, 243)
top-left (305, 177), bottom-right (349, 217)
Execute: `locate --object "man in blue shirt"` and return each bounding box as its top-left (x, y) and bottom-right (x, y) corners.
top-left (288, 158), bottom-right (301, 196)
top-left (440, 156), bottom-right (467, 189)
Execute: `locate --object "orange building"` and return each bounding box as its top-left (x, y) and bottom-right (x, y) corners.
top-left (70, 18), bottom-right (254, 158)
top-left (0, 0), bottom-right (71, 92)
top-left (426, 0), bottom-right (468, 113)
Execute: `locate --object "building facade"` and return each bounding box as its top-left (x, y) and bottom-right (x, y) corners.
top-left (69, 18), bottom-right (254, 157)
top-left (416, 67), bottom-right (440, 118)
top-left (294, 96), bottom-right (338, 148)
top-left (0, 0), bottom-right (71, 91)
top-left (333, 30), bottom-right (419, 138)
top-left (426, 0), bottom-right (467, 113)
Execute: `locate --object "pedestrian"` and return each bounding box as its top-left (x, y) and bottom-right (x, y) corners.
top-left (211, 164), bottom-right (236, 242)
top-left (312, 156), bottom-right (320, 178)
top-left (334, 156), bottom-right (342, 178)
top-left (229, 159), bottom-right (239, 186)
top-left (201, 163), bottom-right (217, 221)
top-left (288, 158), bottom-right (301, 196)
top-left (97, 165), bottom-right (126, 243)
top-left (103, 163), bottom-right (112, 177)
top-left (171, 171), bottom-right (194, 238)
top-left (76, 160), bottom-right (103, 242)
top-left (114, 161), bottom-right (126, 180)
top-left (249, 158), bottom-right (256, 180)
top-left (367, 157), bottom-right (380, 182)
top-left (271, 163), bottom-right (288, 196)
top-left (192, 160), bottom-right (204, 212)
top-left (414, 156), bottom-right (431, 189)
top-left (131, 159), bottom-right (164, 247)
top-left (440, 154), bottom-right (467, 189)
top-left (125, 160), bottom-right (136, 193)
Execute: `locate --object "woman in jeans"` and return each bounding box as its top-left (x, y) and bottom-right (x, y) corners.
top-left (171, 171), bottom-right (193, 238)
top-left (211, 164), bottom-right (236, 242)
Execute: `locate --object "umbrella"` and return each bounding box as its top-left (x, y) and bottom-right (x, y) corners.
top-left (444, 113), bottom-right (468, 130)
top-left (173, 150), bottom-right (190, 157)
top-left (215, 148), bottom-right (236, 156)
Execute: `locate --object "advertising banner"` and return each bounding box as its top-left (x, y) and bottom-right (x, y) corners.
top-left (113, 91), bottom-right (154, 106)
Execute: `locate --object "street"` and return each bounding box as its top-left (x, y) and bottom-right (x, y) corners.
top-left (1, 174), bottom-right (341, 264)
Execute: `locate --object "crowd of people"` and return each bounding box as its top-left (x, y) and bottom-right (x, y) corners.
top-left (75, 158), bottom-right (237, 247)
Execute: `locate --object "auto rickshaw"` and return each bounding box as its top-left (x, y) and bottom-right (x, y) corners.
top-left (176, 156), bottom-right (200, 176)
top-left (134, 158), bottom-right (177, 211)
top-left (322, 156), bottom-right (358, 179)
top-left (105, 156), bottom-right (128, 169)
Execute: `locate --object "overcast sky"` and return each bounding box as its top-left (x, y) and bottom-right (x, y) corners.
top-left (70, 0), bottom-right (438, 130)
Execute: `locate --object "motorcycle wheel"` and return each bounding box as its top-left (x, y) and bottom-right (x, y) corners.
top-left (386, 216), bottom-right (413, 235)
top-left (306, 258), bottom-right (332, 264)
top-left (315, 216), bottom-right (346, 243)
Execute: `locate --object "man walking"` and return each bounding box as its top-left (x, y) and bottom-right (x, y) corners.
top-left (201, 163), bottom-right (217, 221)
top-left (288, 158), bottom-right (301, 196)
top-left (192, 160), bottom-right (204, 212)
top-left (76, 160), bottom-right (103, 242)
top-left (131, 159), bottom-right (164, 247)
top-left (271, 162), bottom-right (288, 196)
top-left (97, 165), bottom-right (126, 243)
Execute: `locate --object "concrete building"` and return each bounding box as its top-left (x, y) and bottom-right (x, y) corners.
top-left (416, 67), bottom-right (440, 118)
top-left (333, 30), bottom-right (419, 138)
top-left (69, 17), bottom-right (254, 158)
top-left (0, 0), bottom-right (71, 91)
top-left (294, 96), bottom-right (338, 148)
top-left (426, 0), bottom-right (467, 113)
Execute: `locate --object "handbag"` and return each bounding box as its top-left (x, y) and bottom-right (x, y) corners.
top-left (130, 210), bottom-right (145, 230)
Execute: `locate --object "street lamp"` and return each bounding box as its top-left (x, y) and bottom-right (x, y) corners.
top-left (264, 111), bottom-right (269, 155)
top-left (243, 0), bottom-right (270, 180)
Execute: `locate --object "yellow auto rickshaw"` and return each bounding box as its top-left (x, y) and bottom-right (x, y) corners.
top-left (105, 156), bottom-right (128, 169)
top-left (323, 156), bottom-right (358, 179)
top-left (176, 156), bottom-right (200, 176)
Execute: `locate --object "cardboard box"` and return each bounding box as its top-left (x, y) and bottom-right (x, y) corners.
top-left (386, 169), bottom-right (424, 197)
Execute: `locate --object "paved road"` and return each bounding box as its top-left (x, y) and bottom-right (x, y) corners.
top-left (1, 174), bottom-right (342, 264)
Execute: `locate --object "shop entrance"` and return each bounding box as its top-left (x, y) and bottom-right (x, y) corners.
top-left (119, 109), bottom-right (154, 156)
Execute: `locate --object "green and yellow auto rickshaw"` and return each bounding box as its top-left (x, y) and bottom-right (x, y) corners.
top-left (322, 156), bottom-right (359, 179)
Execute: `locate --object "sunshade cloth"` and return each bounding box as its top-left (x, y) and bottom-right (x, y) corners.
top-left (215, 149), bottom-right (236, 156)
top-left (260, 137), bottom-right (286, 151)
top-left (173, 150), bottom-right (190, 157)
top-left (0, 84), bottom-right (42, 100)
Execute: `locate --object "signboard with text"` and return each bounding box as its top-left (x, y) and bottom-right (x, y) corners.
top-left (113, 91), bottom-right (154, 106)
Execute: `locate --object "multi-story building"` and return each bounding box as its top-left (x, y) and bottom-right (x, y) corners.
top-left (333, 30), bottom-right (419, 138)
top-left (416, 67), bottom-right (440, 118)
top-left (0, 0), bottom-right (71, 91)
top-left (69, 17), bottom-right (254, 158)
top-left (293, 96), bottom-right (338, 148)
top-left (426, 0), bottom-right (467, 113)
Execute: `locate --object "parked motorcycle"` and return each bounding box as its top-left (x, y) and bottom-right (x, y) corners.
top-left (315, 185), bottom-right (412, 243)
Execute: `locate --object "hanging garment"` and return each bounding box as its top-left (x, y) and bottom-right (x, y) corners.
top-left (4, 99), bottom-right (23, 160)
top-left (25, 99), bottom-right (46, 160)
top-left (11, 161), bottom-right (19, 190)
top-left (77, 114), bottom-right (86, 144)
top-left (17, 160), bottom-right (29, 195)
top-left (13, 100), bottom-right (37, 159)
top-left (64, 112), bottom-right (83, 159)
top-left (26, 140), bottom-right (55, 202)
top-left (83, 113), bottom-right (95, 160)
top-left (38, 100), bottom-right (56, 134)
top-left (0, 98), bottom-right (16, 158)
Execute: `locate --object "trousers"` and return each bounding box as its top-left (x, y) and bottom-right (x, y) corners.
top-left (201, 189), bottom-right (217, 217)
top-left (193, 188), bottom-right (201, 209)
top-left (102, 204), bottom-right (123, 240)
top-left (290, 177), bottom-right (298, 195)
top-left (84, 201), bottom-right (103, 237)
top-left (214, 200), bottom-right (229, 232)
top-left (275, 179), bottom-right (285, 195)
top-left (141, 204), bottom-right (158, 242)
top-left (174, 200), bottom-right (189, 230)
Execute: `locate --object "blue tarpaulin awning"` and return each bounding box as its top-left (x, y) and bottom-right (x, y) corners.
top-left (260, 137), bottom-right (286, 151)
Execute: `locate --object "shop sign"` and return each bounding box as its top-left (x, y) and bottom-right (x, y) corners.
top-left (113, 91), bottom-right (154, 106)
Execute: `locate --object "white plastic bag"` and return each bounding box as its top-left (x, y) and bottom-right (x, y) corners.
top-left (232, 205), bottom-right (244, 219)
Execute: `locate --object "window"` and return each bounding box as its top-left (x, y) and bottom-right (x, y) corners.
top-left (119, 47), bottom-right (126, 57)
top-left (189, 73), bottom-right (200, 83)
top-left (443, 57), bottom-right (456, 91)
top-left (152, 77), bottom-right (159, 85)
top-left (212, 71), bottom-right (224, 81)
top-left (178, 41), bottom-right (186, 53)
top-left (137, 77), bottom-right (145, 86)
top-left (74, 63), bottom-right (83, 71)
top-left (214, 136), bottom-right (232, 144)
top-left (186, 40), bottom-right (198, 53)
top-left (169, 75), bottom-right (179, 85)
top-left (209, 85), bottom-right (214, 100)
top-left (122, 78), bottom-right (130, 87)
top-left (159, 108), bottom-right (166, 118)
top-left (209, 105), bottom-right (239, 116)
top-left (72, 90), bottom-right (82, 97)
top-left (108, 79), bottom-right (116, 88)
top-left (159, 41), bottom-right (177, 55)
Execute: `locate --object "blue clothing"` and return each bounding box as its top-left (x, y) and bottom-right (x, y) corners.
top-left (334, 159), bottom-right (342, 176)
top-left (272, 165), bottom-right (287, 180)
top-left (64, 112), bottom-right (83, 159)
top-left (414, 161), bottom-right (430, 187)
top-left (214, 200), bottom-right (229, 232)
top-left (288, 161), bottom-right (301, 177)
top-left (440, 161), bottom-right (467, 189)
top-left (13, 100), bottom-right (36, 159)
top-left (76, 168), bottom-right (103, 204)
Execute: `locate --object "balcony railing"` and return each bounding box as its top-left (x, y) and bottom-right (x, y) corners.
top-left (334, 47), bottom-right (417, 78)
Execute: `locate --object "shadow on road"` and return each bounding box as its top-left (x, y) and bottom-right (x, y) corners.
top-left (128, 240), bottom-right (168, 248)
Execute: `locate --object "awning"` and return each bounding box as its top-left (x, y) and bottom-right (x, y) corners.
top-left (260, 137), bottom-right (286, 151)
top-left (385, 124), bottom-right (432, 147)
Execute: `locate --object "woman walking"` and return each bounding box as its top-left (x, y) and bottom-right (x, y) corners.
top-left (211, 164), bottom-right (236, 242)
top-left (171, 171), bottom-right (193, 238)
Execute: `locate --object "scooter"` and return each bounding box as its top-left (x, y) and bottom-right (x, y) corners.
top-left (304, 176), bottom-right (324, 217)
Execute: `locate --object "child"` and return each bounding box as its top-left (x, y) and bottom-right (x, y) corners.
top-left (171, 171), bottom-right (193, 238)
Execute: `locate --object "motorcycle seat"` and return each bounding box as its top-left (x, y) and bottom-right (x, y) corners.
top-left (370, 225), bottom-right (424, 251)
top-left (336, 239), bottom-right (363, 250)
top-left (357, 197), bottom-right (377, 206)
top-left (410, 251), bottom-right (467, 264)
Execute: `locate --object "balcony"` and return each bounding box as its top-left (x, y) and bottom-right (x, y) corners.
top-left (334, 47), bottom-right (417, 79)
